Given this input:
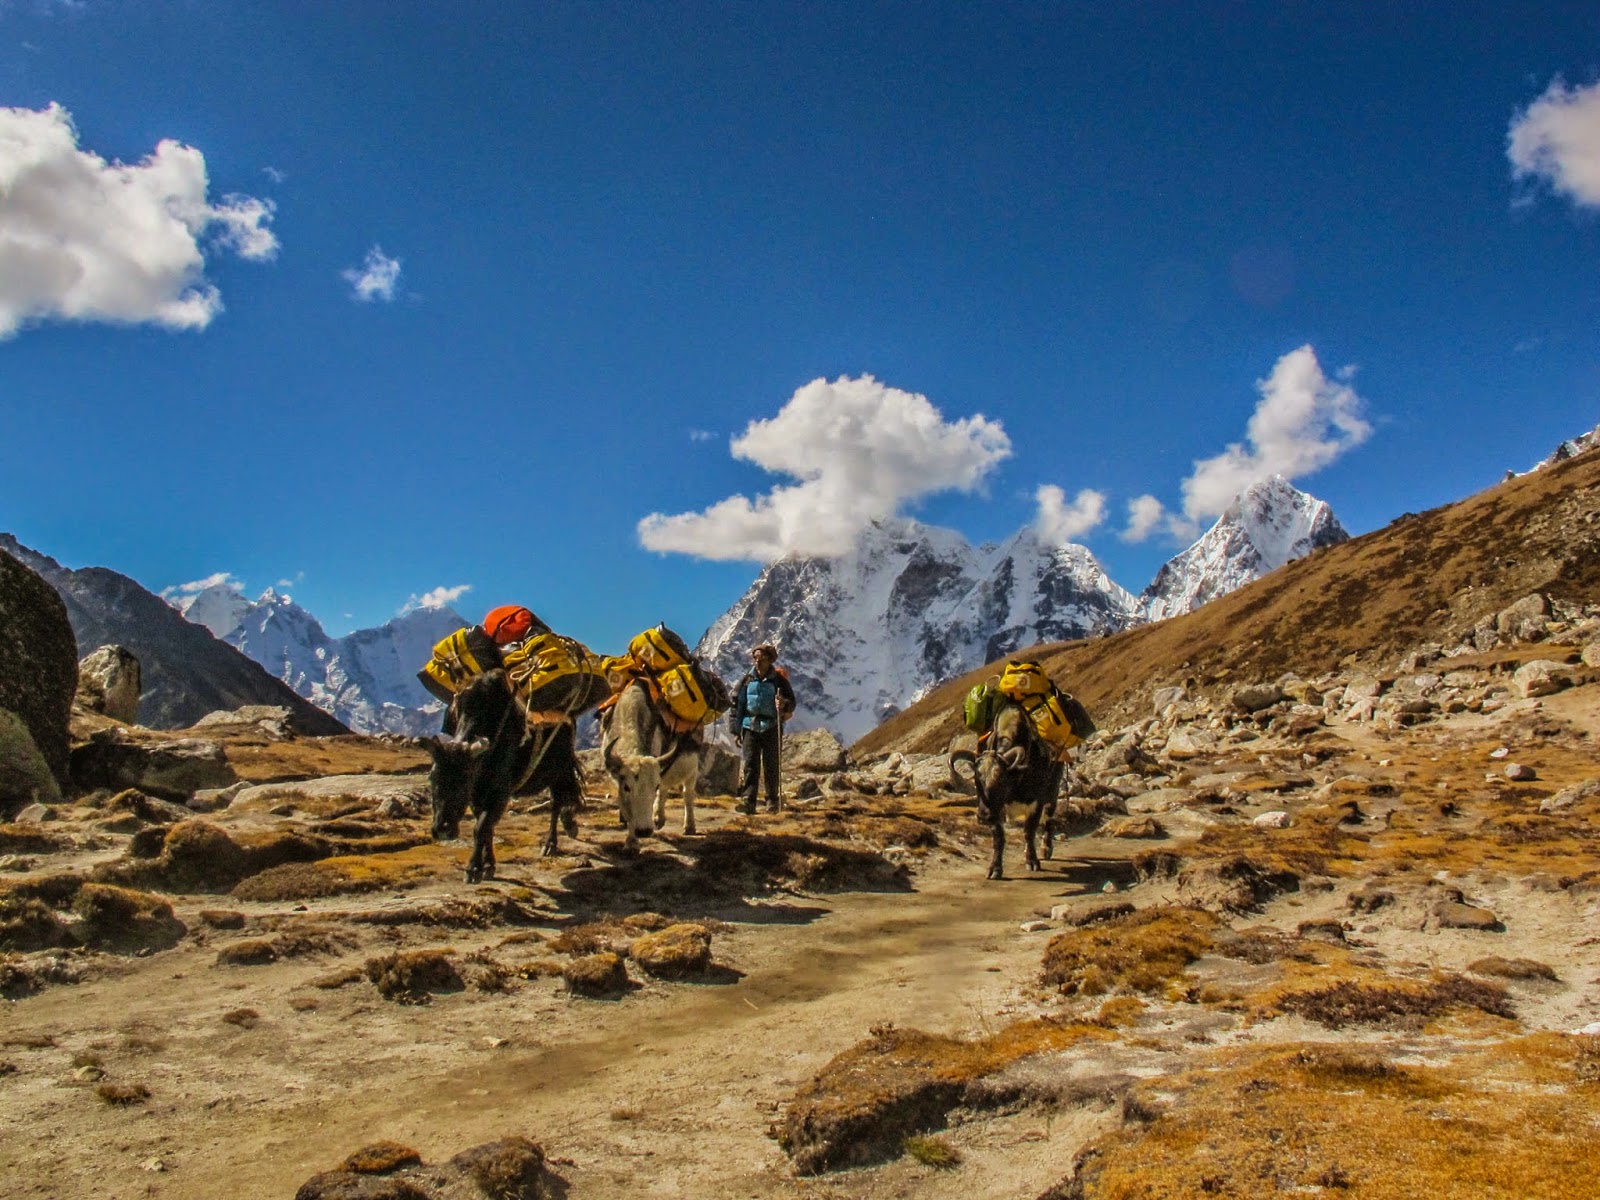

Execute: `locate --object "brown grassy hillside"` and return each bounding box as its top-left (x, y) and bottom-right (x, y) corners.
top-left (857, 449), bottom-right (1600, 758)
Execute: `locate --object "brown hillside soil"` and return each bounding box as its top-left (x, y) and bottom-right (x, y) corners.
top-left (858, 449), bottom-right (1600, 758)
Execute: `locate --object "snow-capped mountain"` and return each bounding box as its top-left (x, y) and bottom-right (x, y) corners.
top-left (172, 584), bottom-right (466, 735)
top-left (697, 518), bottom-right (1138, 744)
top-left (1139, 475), bottom-right (1348, 621)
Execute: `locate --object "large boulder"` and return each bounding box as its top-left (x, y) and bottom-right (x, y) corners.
top-left (782, 728), bottom-right (848, 774)
top-left (0, 549), bottom-right (77, 799)
top-left (77, 645), bottom-right (142, 723)
top-left (696, 743), bottom-right (740, 796)
top-left (69, 731), bottom-right (237, 800)
top-left (0, 709), bottom-right (61, 814)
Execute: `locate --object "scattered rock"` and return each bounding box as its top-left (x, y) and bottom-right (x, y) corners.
top-left (1433, 901), bottom-right (1502, 932)
top-left (1511, 660), bottom-right (1570, 699)
top-left (1540, 780), bottom-right (1600, 813)
top-left (1252, 811), bottom-right (1292, 829)
top-left (77, 646), bottom-right (142, 723)
top-left (1230, 683), bottom-right (1285, 713)
top-left (1504, 763), bottom-right (1538, 782)
top-left (783, 729), bottom-right (849, 774)
top-left (69, 732), bottom-right (236, 800)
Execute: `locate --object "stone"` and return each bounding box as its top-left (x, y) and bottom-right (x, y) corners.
top-left (12, 803), bottom-right (51, 823)
top-left (1511, 660), bottom-right (1571, 698)
top-left (1163, 728), bottom-right (1217, 759)
top-left (1151, 685), bottom-right (1189, 713)
top-left (793, 777), bottom-right (823, 800)
top-left (1230, 683), bottom-right (1285, 713)
top-left (77, 645), bottom-right (142, 723)
top-left (230, 774), bottom-right (428, 810)
top-left (1540, 779), bottom-right (1600, 813)
top-left (1125, 788), bottom-right (1190, 814)
top-left (190, 782), bottom-right (248, 813)
top-left (0, 549), bottom-right (77, 798)
top-left (1020, 920), bottom-right (1053, 933)
top-left (0, 709), bottom-right (63, 815)
top-left (1434, 901), bottom-right (1501, 931)
top-left (696, 744), bottom-right (740, 796)
top-left (1252, 810), bottom-right (1292, 829)
top-left (69, 732), bottom-right (237, 800)
top-left (1504, 763), bottom-right (1537, 782)
top-left (1584, 643), bottom-right (1600, 669)
top-left (1497, 593), bottom-right (1552, 642)
top-left (192, 705), bottom-right (294, 739)
top-left (781, 729), bottom-right (848, 774)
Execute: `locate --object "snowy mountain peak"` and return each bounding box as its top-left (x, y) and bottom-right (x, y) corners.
top-left (1140, 476), bottom-right (1347, 621)
top-left (697, 517), bottom-right (1139, 744)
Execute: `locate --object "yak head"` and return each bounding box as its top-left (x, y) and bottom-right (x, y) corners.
top-left (427, 733), bottom-right (492, 840)
top-left (974, 701), bottom-right (1036, 821)
top-left (605, 744), bottom-right (661, 840)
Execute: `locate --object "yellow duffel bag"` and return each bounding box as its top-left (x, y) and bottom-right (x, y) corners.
top-left (997, 659), bottom-right (1053, 700)
top-left (624, 624), bottom-right (692, 674)
top-left (417, 626), bottom-right (503, 703)
top-left (503, 632), bottom-right (611, 717)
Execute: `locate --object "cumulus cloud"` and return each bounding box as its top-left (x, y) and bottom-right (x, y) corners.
top-left (343, 246), bottom-right (401, 302)
top-left (638, 374), bottom-right (1012, 562)
top-left (1179, 345), bottom-right (1369, 521)
top-left (160, 572), bottom-right (243, 599)
top-left (1034, 485), bottom-right (1106, 545)
top-left (1509, 77), bottom-right (1600, 208)
top-left (1118, 494), bottom-right (1198, 544)
top-left (688, 429), bottom-right (715, 442)
top-left (402, 584), bottom-right (471, 614)
top-left (0, 103), bottom-right (277, 339)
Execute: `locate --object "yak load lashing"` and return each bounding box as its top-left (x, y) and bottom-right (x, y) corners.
top-left (952, 660), bottom-right (1095, 880)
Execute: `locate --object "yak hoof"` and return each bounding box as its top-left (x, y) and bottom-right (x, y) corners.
top-left (653, 815), bottom-right (666, 830)
top-left (541, 839), bottom-right (558, 858)
top-left (1026, 859), bottom-right (1041, 873)
top-left (987, 865), bottom-right (1004, 881)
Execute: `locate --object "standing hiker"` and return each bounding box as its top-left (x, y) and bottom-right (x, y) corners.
top-left (730, 643), bottom-right (796, 814)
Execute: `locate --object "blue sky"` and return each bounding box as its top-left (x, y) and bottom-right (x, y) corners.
top-left (2, 2), bottom-right (1598, 649)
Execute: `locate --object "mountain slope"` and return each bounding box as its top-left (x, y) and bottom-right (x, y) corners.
top-left (175, 582), bottom-right (464, 735)
top-left (857, 447), bottom-right (1600, 758)
top-left (698, 518), bottom-right (1137, 743)
top-left (0, 535), bottom-right (349, 734)
top-left (1140, 474), bottom-right (1348, 620)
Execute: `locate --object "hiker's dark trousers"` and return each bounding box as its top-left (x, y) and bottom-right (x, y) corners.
top-left (739, 726), bottom-right (781, 809)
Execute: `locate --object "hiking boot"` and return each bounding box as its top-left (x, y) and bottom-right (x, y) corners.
top-left (737, 801), bottom-right (756, 816)
top-left (765, 801), bottom-right (780, 813)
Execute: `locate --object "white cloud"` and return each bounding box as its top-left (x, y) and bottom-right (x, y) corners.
top-left (688, 429), bottom-right (715, 442)
top-left (402, 584), bottom-right (471, 614)
top-left (160, 572), bottom-right (243, 599)
top-left (638, 374), bottom-right (1012, 562)
top-left (0, 103), bottom-right (278, 338)
top-left (1034, 485), bottom-right (1106, 545)
top-left (1180, 345), bottom-right (1370, 521)
top-left (1121, 495), bottom-right (1166, 543)
top-left (1509, 78), bottom-right (1600, 208)
top-left (262, 165), bottom-right (286, 184)
top-left (343, 246), bottom-right (401, 302)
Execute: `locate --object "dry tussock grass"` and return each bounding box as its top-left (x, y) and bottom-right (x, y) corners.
top-left (1040, 907), bottom-right (1222, 997)
top-left (216, 733), bottom-right (427, 784)
top-left (779, 1018), bottom-right (1113, 1174)
top-left (364, 948), bottom-right (464, 1003)
top-left (231, 846), bottom-right (445, 901)
top-left (1053, 1035), bottom-right (1600, 1199)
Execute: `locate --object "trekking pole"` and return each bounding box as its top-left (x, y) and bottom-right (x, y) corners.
top-left (775, 704), bottom-right (785, 813)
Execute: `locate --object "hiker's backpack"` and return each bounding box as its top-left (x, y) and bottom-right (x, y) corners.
top-left (418, 626), bottom-right (504, 702)
top-left (501, 631), bottom-right (611, 716)
top-left (964, 681), bottom-right (1001, 734)
top-left (624, 624), bottom-right (692, 674)
top-left (997, 660), bottom-right (1052, 700)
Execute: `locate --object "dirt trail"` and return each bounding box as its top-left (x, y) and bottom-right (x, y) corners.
top-left (2, 841), bottom-right (1126, 1200)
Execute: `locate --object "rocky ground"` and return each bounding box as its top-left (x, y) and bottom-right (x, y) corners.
top-left (3, 590), bottom-right (1599, 1199)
